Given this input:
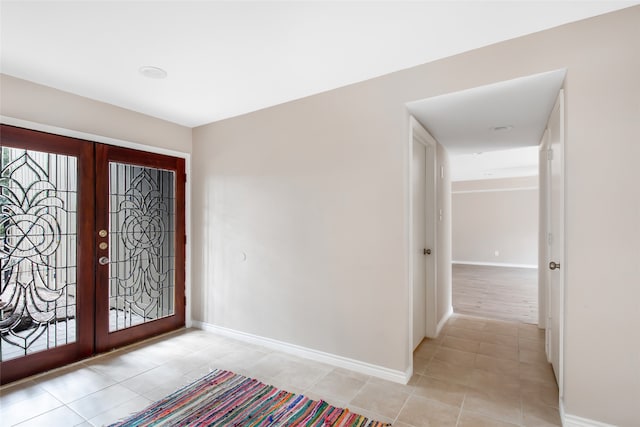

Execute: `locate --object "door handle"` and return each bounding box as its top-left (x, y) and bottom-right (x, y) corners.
top-left (98, 256), bottom-right (110, 266)
top-left (423, 248), bottom-right (431, 255)
top-left (549, 261), bottom-right (560, 270)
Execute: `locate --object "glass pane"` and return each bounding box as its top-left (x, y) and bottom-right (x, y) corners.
top-left (1, 147), bottom-right (78, 361)
top-left (108, 163), bottom-right (175, 332)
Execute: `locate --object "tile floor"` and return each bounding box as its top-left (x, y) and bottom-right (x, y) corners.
top-left (0, 314), bottom-right (561, 426)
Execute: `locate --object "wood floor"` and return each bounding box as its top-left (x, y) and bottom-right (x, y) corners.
top-left (452, 264), bottom-right (538, 324)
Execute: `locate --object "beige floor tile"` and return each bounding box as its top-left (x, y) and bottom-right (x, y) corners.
top-left (518, 324), bottom-right (545, 340)
top-left (331, 367), bottom-right (371, 383)
top-left (413, 356), bottom-right (431, 374)
top-left (519, 362), bottom-right (557, 387)
top-left (14, 405), bottom-right (85, 427)
top-left (519, 336), bottom-right (545, 351)
top-left (271, 359), bottom-right (331, 390)
top-left (442, 336), bottom-right (481, 353)
top-left (308, 370), bottom-right (366, 403)
top-left (433, 347), bottom-right (477, 367)
top-left (396, 395), bottom-right (460, 427)
top-left (477, 342), bottom-right (518, 361)
top-left (67, 384), bottom-right (140, 420)
top-left (119, 363), bottom-right (187, 395)
top-left (480, 332), bottom-right (518, 348)
top-left (520, 380), bottom-right (559, 408)
top-left (446, 326), bottom-right (483, 342)
top-left (458, 411), bottom-right (520, 427)
top-left (87, 395), bottom-right (152, 426)
top-left (424, 359), bottom-right (474, 385)
top-left (482, 322), bottom-right (519, 337)
top-left (467, 369), bottom-right (520, 394)
top-left (84, 352), bottom-right (158, 382)
top-left (522, 401), bottom-right (562, 426)
top-left (414, 340), bottom-right (440, 359)
top-left (463, 388), bottom-right (523, 424)
top-left (474, 355), bottom-right (519, 377)
top-left (35, 367), bottom-right (116, 405)
top-left (519, 348), bottom-right (548, 364)
top-left (0, 380), bottom-right (46, 408)
top-left (413, 375), bottom-right (467, 407)
top-left (451, 317), bottom-right (487, 331)
top-left (349, 382), bottom-right (410, 420)
top-left (0, 390), bottom-right (63, 427)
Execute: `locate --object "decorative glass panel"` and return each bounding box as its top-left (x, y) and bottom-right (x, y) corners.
top-left (1, 147), bottom-right (77, 361)
top-left (108, 163), bottom-right (175, 332)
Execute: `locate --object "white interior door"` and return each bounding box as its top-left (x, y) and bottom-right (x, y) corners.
top-left (412, 139), bottom-right (427, 349)
top-left (411, 117), bottom-right (437, 350)
top-left (546, 90), bottom-right (564, 390)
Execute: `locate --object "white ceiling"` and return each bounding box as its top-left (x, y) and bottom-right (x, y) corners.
top-left (407, 69), bottom-right (564, 181)
top-left (1, 1), bottom-right (637, 127)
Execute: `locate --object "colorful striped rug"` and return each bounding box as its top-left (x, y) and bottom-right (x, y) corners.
top-left (109, 369), bottom-right (391, 426)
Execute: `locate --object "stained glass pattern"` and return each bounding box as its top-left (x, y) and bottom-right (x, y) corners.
top-left (0, 148), bottom-right (77, 361)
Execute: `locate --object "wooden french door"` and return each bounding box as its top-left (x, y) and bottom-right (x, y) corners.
top-left (94, 144), bottom-right (185, 352)
top-left (0, 125), bottom-right (185, 384)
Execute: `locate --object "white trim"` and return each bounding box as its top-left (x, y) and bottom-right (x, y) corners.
top-left (452, 186), bottom-right (538, 194)
top-left (436, 305), bottom-right (453, 336)
top-left (0, 115), bottom-right (193, 327)
top-left (452, 261), bottom-right (537, 269)
top-left (561, 401), bottom-right (617, 427)
top-left (193, 321), bottom-right (410, 384)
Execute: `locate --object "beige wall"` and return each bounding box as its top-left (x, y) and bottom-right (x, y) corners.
top-left (193, 6), bottom-right (640, 423)
top-left (452, 177), bottom-right (538, 266)
top-left (0, 74), bottom-right (192, 154)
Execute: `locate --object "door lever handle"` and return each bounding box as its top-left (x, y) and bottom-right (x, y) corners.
top-left (549, 261), bottom-right (560, 270)
top-left (98, 256), bottom-right (110, 265)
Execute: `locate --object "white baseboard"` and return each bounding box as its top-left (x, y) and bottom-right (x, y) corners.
top-left (452, 261), bottom-right (537, 269)
top-left (561, 401), bottom-right (618, 427)
top-left (192, 321), bottom-right (410, 385)
top-left (436, 306), bottom-right (453, 337)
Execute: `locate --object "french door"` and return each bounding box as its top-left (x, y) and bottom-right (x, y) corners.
top-left (0, 125), bottom-right (185, 384)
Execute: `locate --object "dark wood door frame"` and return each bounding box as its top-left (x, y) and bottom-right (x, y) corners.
top-left (0, 125), bottom-right (95, 383)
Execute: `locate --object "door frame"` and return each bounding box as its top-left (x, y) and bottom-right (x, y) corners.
top-left (408, 116), bottom-right (438, 357)
top-left (0, 115), bottom-right (193, 330)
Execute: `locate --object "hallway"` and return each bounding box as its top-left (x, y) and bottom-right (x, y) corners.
top-left (413, 314), bottom-right (559, 425)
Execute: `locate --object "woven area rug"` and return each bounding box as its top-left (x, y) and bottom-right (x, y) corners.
top-left (109, 369), bottom-right (391, 426)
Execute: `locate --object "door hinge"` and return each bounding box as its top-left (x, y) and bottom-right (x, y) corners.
top-left (547, 149), bottom-right (554, 161)
top-left (184, 235), bottom-right (187, 245)
top-left (184, 173), bottom-right (187, 183)
top-left (184, 296), bottom-right (187, 306)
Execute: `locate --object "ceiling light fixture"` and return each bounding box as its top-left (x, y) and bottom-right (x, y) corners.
top-left (139, 66), bottom-right (167, 79)
top-left (491, 125), bottom-right (513, 132)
